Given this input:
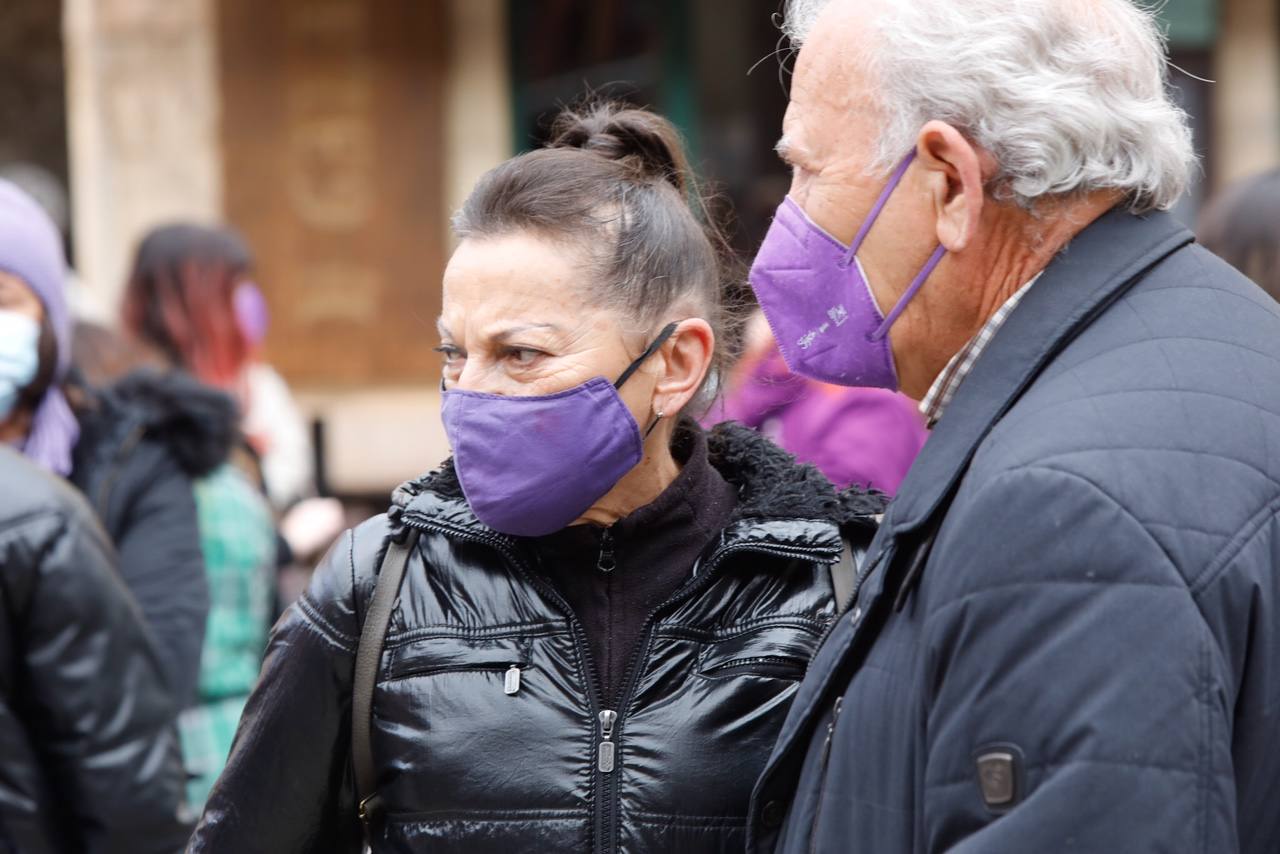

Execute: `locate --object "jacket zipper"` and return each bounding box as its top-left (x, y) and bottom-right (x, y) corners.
top-left (596, 539), bottom-right (838, 853)
top-left (401, 513), bottom-right (836, 854)
top-left (400, 515), bottom-right (613, 850)
top-left (597, 710), bottom-right (617, 772)
top-left (807, 696), bottom-right (843, 854)
top-left (597, 528), bottom-right (616, 573)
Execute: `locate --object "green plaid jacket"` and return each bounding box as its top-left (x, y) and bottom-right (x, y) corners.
top-left (179, 464), bottom-right (276, 808)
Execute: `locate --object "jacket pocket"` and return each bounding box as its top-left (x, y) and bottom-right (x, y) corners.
top-left (697, 624), bottom-right (819, 681)
top-left (382, 635), bottom-right (532, 682)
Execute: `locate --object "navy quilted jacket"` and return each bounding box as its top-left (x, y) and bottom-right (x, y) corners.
top-left (748, 210), bottom-right (1280, 853)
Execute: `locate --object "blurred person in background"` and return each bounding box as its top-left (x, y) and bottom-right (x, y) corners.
top-left (0, 161), bottom-right (112, 325)
top-left (1198, 168), bottom-right (1280, 302)
top-left (231, 271), bottom-right (317, 510)
top-left (0, 445), bottom-right (192, 853)
top-left (122, 224), bottom-right (316, 510)
top-left (119, 224), bottom-right (285, 808)
top-left (711, 310), bottom-right (927, 494)
top-left (188, 104), bottom-right (883, 853)
top-left (0, 179), bottom-right (219, 712)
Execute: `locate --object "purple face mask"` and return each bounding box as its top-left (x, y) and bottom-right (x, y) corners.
top-left (440, 323), bottom-right (678, 537)
top-left (748, 151), bottom-right (946, 389)
top-left (234, 281), bottom-right (270, 347)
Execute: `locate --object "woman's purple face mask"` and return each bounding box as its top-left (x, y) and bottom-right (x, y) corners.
top-left (435, 234), bottom-right (671, 536)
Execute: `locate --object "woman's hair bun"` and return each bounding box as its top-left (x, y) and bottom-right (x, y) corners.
top-left (548, 102), bottom-right (690, 194)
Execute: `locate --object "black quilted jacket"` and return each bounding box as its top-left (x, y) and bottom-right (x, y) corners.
top-left (0, 447), bottom-right (190, 854)
top-left (69, 369), bottom-right (235, 708)
top-left (188, 423), bottom-right (882, 853)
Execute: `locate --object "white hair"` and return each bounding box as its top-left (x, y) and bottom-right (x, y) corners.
top-left (784, 0), bottom-right (1196, 212)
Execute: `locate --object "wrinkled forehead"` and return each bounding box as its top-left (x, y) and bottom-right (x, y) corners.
top-left (785, 7), bottom-right (882, 159)
top-left (440, 233), bottom-right (612, 338)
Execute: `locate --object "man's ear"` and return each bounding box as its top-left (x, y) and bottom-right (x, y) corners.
top-left (916, 121), bottom-right (989, 252)
top-left (653, 318), bottom-right (715, 417)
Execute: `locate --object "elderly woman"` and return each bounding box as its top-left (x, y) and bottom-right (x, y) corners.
top-left (189, 104), bottom-right (881, 853)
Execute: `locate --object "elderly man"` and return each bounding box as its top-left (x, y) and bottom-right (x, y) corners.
top-left (746, 1), bottom-right (1280, 852)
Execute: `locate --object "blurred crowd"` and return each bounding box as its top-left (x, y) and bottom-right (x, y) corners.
top-left (1, 105), bottom-right (1279, 854)
top-left (0, 179), bottom-right (346, 848)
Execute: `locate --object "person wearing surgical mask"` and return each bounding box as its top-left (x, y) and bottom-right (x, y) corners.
top-left (0, 179), bottom-right (223, 717)
top-left (188, 103), bottom-right (883, 854)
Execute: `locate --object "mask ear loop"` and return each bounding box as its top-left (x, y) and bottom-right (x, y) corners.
top-left (614, 321), bottom-right (680, 390)
top-left (614, 321), bottom-right (681, 439)
top-left (643, 408), bottom-right (667, 439)
top-left (846, 151), bottom-right (919, 262)
top-left (869, 244), bottom-right (946, 342)
top-left (841, 150), bottom-right (948, 344)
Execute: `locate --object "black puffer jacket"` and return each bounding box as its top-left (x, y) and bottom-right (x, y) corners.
top-left (69, 369), bottom-right (236, 708)
top-left (189, 423), bottom-right (882, 853)
top-left (0, 447), bottom-right (191, 854)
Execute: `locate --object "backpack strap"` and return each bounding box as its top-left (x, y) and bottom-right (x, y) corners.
top-left (352, 529), bottom-right (419, 835)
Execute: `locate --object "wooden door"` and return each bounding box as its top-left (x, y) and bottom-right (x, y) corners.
top-left (218, 0), bottom-right (446, 385)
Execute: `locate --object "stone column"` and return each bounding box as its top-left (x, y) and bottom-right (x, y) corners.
top-left (62, 0), bottom-right (222, 319)
top-left (443, 0), bottom-right (513, 236)
top-left (1214, 0), bottom-right (1280, 186)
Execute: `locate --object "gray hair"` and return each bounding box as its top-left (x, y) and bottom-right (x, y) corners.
top-left (784, 0), bottom-right (1196, 212)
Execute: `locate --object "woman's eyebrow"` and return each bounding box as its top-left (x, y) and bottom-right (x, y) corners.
top-left (491, 323), bottom-right (563, 344)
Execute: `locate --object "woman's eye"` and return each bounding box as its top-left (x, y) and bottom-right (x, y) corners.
top-left (434, 345), bottom-right (464, 366)
top-left (506, 348), bottom-right (544, 366)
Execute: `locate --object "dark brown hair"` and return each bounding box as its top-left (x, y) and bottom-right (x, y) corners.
top-left (121, 223), bottom-right (253, 389)
top-left (453, 103), bottom-right (750, 405)
top-left (1198, 169), bottom-right (1280, 302)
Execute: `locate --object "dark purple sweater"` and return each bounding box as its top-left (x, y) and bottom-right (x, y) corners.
top-left (534, 426), bottom-right (738, 704)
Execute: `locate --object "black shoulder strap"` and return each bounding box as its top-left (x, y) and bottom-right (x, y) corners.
top-left (829, 542), bottom-right (856, 613)
top-left (352, 530), bottom-right (419, 833)
top-left (830, 512), bottom-right (883, 613)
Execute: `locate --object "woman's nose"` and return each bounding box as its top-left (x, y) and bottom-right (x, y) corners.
top-left (453, 361), bottom-right (513, 396)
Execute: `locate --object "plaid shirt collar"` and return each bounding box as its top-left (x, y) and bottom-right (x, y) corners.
top-left (919, 273), bottom-right (1042, 428)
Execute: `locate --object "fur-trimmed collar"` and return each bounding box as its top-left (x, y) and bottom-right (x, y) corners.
top-left (73, 368), bottom-right (237, 479)
top-left (392, 420), bottom-right (884, 540)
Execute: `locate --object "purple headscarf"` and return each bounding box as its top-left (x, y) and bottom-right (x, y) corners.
top-left (0, 180), bottom-right (79, 475)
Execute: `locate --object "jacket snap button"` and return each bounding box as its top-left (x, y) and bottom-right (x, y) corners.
top-left (761, 799), bottom-right (786, 829)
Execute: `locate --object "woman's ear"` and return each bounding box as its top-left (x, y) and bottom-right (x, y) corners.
top-left (653, 318), bottom-right (715, 416)
top-left (916, 121), bottom-right (989, 253)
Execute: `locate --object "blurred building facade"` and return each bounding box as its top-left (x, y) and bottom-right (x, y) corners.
top-left (1, 0), bottom-right (1278, 496)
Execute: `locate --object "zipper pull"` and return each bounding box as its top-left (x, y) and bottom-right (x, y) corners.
top-left (597, 528), bottom-right (616, 573)
top-left (597, 709), bottom-right (618, 772)
top-left (504, 665), bottom-right (522, 696)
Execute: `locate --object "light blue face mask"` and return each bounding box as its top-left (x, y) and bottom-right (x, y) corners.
top-left (0, 310), bottom-right (40, 423)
